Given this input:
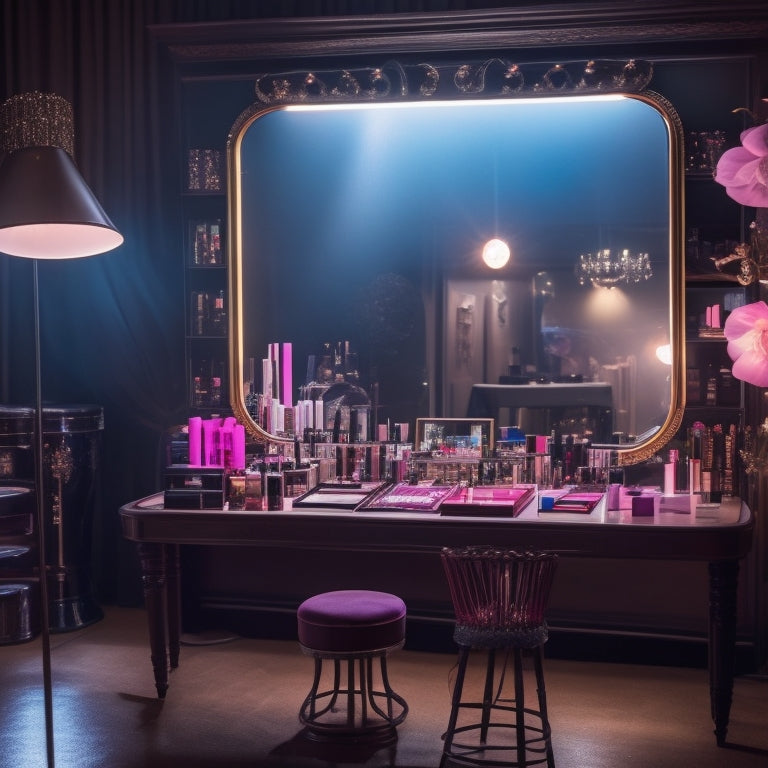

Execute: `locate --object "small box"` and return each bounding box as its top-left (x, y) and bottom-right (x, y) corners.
top-left (244, 471), bottom-right (263, 510)
top-left (227, 473), bottom-right (246, 510)
top-left (283, 466), bottom-right (318, 498)
top-left (631, 495), bottom-right (656, 517)
top-left (164, 465), bottom-right (225, 510)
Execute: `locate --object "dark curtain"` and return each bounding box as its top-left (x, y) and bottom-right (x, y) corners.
top-left (0, 0), bottom-right (515, 604)
top-left (0, 0), bottom-right (188, 604)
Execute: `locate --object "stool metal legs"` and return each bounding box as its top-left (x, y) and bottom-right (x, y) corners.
top-left (440, 645), bottom-right (555, 768)
top-left (442, 645), bottom-right (471, 765)
top-left (299, 650), bottom-right (408, 744)
top-left (533, 647), bottom-right (556, 768)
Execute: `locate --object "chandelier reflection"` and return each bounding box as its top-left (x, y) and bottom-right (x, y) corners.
top-left (577, 248), bottom-right (652, 288)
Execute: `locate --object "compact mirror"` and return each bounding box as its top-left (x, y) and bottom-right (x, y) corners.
top-left (229, 63), bottom-right (684, 465)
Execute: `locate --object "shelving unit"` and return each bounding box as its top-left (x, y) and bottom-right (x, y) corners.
top-left (178, 77), bottom-right (255, 416)
top-left (183, 191), bottom-right (228, 412)
top-left (650, 54), bottom-right (758, 499)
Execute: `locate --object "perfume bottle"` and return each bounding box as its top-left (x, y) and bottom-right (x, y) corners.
top-left (227, 472), bottom-right (246, 511)
top-left (211, 290), bottom-right (226, 336)
top-left (266, 472), bottom-right (284, 511)
top-left (316, 343), bottom-right (333, 383)
top-left (705, 364), bottom-right (717, 406)
top-left (193, 376), bottom-right (204, 407)
top-left (209, 220), bottom-right (221, 263)
top-left (334, 341), bottom-right (344, 381)
top-left (664, 449), bottom-right (679, 494)
top-left (244, 470), bottom-right (262, 510)
top-left (210, 376), bottom-right (222, 407)
top-left (191, 291), bottom-right (207, 336)
top-left (508, 345), bottom-right (522, 377)
top-left (192, 221), bottom-right (207, 262)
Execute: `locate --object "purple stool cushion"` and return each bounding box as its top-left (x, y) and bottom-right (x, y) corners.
top-left (298, 590), bottom-right (406, 653)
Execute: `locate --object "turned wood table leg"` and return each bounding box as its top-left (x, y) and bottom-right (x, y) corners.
top-left (166, 544), bottom-right (181, 670)
top-left (708, 559), bottom-right (739, 747)
top-left (137, 542), bottom-right (170, 699)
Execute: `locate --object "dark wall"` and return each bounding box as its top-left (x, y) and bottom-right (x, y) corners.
top-left (0, 1), bottom-right (570, 606)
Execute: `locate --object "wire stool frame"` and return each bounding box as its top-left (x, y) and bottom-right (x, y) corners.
top-left (440, 546), bottom-right (558, 768)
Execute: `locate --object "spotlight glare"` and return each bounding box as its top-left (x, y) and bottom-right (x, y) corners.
top-left (482, 238), bottom-right (510, 269)
top-left (656, 344), bottom-right (672, 366)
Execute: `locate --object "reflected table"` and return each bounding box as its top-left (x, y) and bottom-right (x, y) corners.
top-left (120, 493), bottom-right (753, 746)
top-left (467, 382), bottom-right (614, 439)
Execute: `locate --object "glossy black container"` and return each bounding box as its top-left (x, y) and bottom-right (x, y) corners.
top-left (0, 404), bottom-right (104, 632)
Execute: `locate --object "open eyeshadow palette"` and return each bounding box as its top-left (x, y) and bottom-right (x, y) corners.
top-left (357, 482), bottom-right (458, 513)
top-left (438, 484), bottom-right (537, 517)
top-left (294, 480), bottom-right (598, 518)
top-left (292, 481), bottom-right (387, 510)
top-left (538, 490), bottom-right (604, 514)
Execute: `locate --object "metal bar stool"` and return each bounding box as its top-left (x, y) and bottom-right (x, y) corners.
top-left (297, 589), bottom-right (409, 745)
top-left (440, 546), bottom-right (558, 768)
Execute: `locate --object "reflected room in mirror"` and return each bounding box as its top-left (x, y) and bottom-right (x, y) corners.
top-left (229, 60), bottom-right (684, 465)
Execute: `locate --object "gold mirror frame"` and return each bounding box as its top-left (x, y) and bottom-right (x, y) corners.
top-left (227, 60), bottom-right (685, 466)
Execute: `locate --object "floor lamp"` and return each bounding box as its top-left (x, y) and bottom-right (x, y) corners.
top-left (0, 93), bottom-right (123, 768)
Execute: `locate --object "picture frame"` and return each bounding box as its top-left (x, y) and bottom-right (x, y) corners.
top-left (415, 417), bottom-right (494, 454)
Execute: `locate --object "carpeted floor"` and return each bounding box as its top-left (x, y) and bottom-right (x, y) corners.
top-left (0, 606), bottom-right (766, 768)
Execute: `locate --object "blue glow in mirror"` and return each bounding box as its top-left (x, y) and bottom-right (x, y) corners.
top-left (232, 93), bottom-right (682, 462)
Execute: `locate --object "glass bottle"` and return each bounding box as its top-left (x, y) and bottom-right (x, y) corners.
top-left (193, 375), bottom-right (204, 407)
top-left (210, 376), bottom-right (222, 406)
top-left (705, 364), bottom-right (718, 406)
top-left (211, 290), bottom-right (226, 336)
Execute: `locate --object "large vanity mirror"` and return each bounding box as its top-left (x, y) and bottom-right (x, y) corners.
top-left (228, 61), bottom-right (684, 465)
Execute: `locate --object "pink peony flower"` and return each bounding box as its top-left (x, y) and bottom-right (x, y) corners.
top-left (715, 123), bottom-right (768, 207)
top-left (724, 300), bottom-right (768, 386)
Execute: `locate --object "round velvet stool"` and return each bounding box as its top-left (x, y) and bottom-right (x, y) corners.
top-left (297, 589), bottom-right (409, 744)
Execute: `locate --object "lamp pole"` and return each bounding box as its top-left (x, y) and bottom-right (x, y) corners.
top-left (33, 258), bottom-right (55, 767)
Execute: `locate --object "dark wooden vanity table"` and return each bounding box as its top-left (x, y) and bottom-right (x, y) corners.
top-left (120, 493), bottom-right (752, 746)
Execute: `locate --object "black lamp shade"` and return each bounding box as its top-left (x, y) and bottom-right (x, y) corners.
top-left (0, 145), bottom-right (123, 259)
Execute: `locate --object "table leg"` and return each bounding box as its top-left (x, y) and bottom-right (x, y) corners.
top-left (137, 542), bottom-right (170, 699)
top-left (708, 559), bottom-right (739, 747)
top-left (166, 544), bottom-right (181, 670)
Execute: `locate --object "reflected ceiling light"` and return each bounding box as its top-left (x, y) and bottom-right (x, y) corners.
top-left (577, 248), bottom-right (652, 288)
top-left (656, 344), bottom-right (672, 365)
top-left (533, 270), bottom-right (555, 298)
top-left (585, 282), bottom-right (629, 319)
top-left (283, 94), bottom-right (627, 112)
top-left (482, 238), bottom-right (510, 269)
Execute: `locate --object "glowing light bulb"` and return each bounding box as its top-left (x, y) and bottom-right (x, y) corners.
top-left (655, 344), bottom-right (672, 365)
top-left (482, 238), bottom-right (510, 269)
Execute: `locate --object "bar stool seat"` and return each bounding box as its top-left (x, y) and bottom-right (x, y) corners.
top-left (297, 589), bottom-right (409, 744)
top-left (440, 546), bottom-right (558, 768)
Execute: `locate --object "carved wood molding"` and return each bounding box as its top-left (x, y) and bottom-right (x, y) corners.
top-left (151, 3), bottom-right (768, 65)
